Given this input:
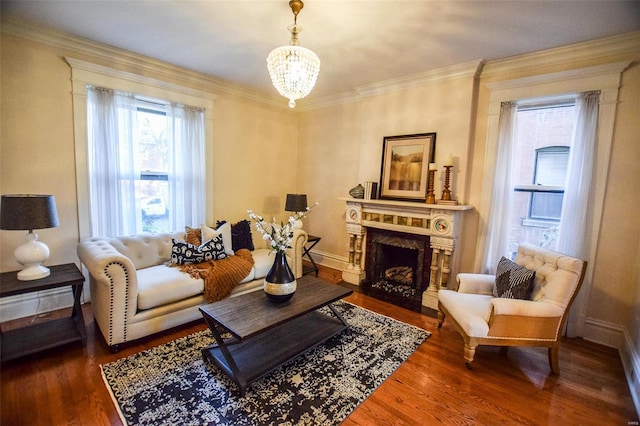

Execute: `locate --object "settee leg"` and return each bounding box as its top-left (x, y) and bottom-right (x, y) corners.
top-left (548, 344), bottom-right (560, 375)
top-left (437, 310), bottom-right (445, 329)
top-left (463, 344), bottom-right (476, 368)
top-left (109, 344), bottom-right (121, 353)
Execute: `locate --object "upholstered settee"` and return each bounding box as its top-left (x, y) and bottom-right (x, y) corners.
top-left (437, 243), bottom-right (586, 373)
top-left (78, 225), bottom-right (307, 351)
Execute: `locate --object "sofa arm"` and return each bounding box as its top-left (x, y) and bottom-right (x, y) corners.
top-left (286, 228), bottom-right (308, 279)
top-left (456, 273), bottom-right (495, 295)
top-left (77, 238), bottom-right (138, 348)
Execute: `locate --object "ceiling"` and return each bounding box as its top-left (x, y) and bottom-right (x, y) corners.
top-left (3, 1), bottom-right (640, 102)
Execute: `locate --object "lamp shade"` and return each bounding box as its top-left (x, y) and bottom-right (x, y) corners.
top-left (1, 194), bottom-right (59, 231)
top-left (285, 194), bottom-right (308, 212)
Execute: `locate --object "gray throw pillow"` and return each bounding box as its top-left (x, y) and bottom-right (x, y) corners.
top-left (493, 256), bottom-right (535, 299)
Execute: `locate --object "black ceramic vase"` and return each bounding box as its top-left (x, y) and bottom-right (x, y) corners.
top-left (264, 252), bottom-right (297, 303)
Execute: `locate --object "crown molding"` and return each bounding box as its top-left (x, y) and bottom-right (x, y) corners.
top-left (300, 59), bottom-right (485, 111)
top-left (482, 31), bottom-right (640, 78)
top-left (1, 16), bottom-right (289, 109)
top-left (485, 61), bottom-right (632, 93)
top-left (355, 59), bottom-right (485, 98)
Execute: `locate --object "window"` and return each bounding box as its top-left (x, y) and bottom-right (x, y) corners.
top-left (137, 104), bottom-right (169, 232)
top-left (509, 102), bottom-right (576, 251)
top-left (86, 87), bottom-right (206, 237)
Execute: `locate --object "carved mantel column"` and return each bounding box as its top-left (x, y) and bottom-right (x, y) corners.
top-left (342, 202), bottom-right (366, 285)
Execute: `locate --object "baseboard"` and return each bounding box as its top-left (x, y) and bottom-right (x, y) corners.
top-left (620, 328), bottom-right (640, 418)
top-left (583, 317), bottom-right (640, 417)
top-left (583, 317), bottom-right (625, 348)
top-left (0, 287), bottom-right (74, 322)
top-left (306, 248), bottom-right (348, 273)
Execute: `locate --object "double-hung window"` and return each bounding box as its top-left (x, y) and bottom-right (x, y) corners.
top-left (509, 101), bottom-right (576, 250)
top-left (86, 86), bottom-right (206, 237)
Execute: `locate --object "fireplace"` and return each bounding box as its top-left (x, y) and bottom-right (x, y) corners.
top-left (362, 228), bottom-right (431, 312)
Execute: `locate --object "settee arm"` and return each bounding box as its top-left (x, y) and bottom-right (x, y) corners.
top-left (77, 238), bottom-right (138, 348)
top-left (487, 298), bottom-right (565, 340)
top-left (456, 273), bottom-right (495, 295)
top-left (490, 298), bottom-right (564, 318)
top-left (286, 228), bottom-right (308, 279)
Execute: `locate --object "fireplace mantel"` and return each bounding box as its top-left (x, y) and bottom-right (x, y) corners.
top-left (339, 197), bottom-right (473, 310)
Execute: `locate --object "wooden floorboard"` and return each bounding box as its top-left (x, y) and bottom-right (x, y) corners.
top-left (1, 265), bottom-right (637, 425)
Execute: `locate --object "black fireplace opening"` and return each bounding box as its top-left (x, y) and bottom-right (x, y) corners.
top-left (362, 229), bottom-right (431, 312)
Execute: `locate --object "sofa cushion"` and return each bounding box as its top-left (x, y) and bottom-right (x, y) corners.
top-left (439, 289), bottom-right (492, 337)
top-left (238, 248), bottom-right (278, 284)
top-left (493, 256), bottom-right (535, 300)
top-left (137, 265), bottom-right (204, 310)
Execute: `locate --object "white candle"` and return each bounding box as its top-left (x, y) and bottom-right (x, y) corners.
top-left (445, 153), bottom-right (453, 166)
top-left (429, 162), bottom-right (436, 171)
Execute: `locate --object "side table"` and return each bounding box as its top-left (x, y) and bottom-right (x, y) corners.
top-left (0, 263), bottom-right (87, 362)
top-left (303, 235), bottom-right (321, 276)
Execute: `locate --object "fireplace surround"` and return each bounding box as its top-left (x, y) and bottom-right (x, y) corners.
top-left (340, 197), bottom-right (472, 310)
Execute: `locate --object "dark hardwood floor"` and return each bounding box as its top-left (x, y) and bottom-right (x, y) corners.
top-left (1, 265), bottom-right (637, 425)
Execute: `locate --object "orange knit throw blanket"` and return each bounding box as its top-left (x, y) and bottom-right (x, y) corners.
top-left (178, 248), bottom-right (255, 302)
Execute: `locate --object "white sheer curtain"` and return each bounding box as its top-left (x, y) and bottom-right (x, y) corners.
top-left (87, 88), bottom-right (206, 237)
top-left (481, 101), bottom-right (518, 273)
top-left (165, 104), bottom-right (206, 231)
top-left (87, 86), bottom-right (139, 237)
top-left (557, 91), bottom-right (600, 260)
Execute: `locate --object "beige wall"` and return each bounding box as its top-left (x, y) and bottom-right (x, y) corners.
top-left (1, 25), bottom-right (639, 363)
top-left (297, 72), bottom-right (480, 272)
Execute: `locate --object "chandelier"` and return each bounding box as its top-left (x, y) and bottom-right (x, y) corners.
top-left (267, 0), bottom-right (320, 108)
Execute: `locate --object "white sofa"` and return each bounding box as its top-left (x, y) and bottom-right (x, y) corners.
top-left (78, 228), bottom-right (308, 351)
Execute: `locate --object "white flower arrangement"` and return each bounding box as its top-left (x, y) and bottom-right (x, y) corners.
top-left (248, 202), bottom-right (318, 254)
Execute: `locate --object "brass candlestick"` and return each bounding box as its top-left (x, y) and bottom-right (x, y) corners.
top-left (437, 165), bottom-right (458, 205)
top-left (441, 165), bottom-right (452, 201)
top-left (426, 169), bottom-right (436, 204)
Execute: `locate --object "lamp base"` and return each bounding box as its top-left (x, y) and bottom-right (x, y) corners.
top-left (14, 231), bottom-right (51, 281)
top-left (17, 264), bottom-right (51, 281)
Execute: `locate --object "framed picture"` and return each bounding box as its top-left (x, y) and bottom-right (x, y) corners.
top-left (378, 133), bottom-right (436, 202)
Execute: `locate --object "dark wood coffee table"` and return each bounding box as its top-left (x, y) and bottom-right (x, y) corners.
top-left (199, 275), bottom-right (352, 395)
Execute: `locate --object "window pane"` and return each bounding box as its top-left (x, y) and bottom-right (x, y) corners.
top-left (530, 192), bottom-right (564, 220)
top-left (535, 148), bottom-right (569, 185)
top-left (136, 106), bottom-right (170, 232)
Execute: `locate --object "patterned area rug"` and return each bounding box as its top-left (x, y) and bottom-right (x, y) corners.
top-left (101, 301), bottom-right (430, 426)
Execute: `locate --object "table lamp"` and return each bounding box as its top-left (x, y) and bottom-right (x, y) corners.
top-left (285, 194), bottom-right (307, 229)
top-left (0, 194), bottom-right (59, 280)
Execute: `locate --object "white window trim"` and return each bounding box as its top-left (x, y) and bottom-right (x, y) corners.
top-left (66, 57), bottom-right (216, 240)
top-left (477, 60), bottom-right (631, 338)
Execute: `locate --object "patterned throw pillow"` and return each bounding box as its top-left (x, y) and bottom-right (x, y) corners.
top-left (216, 219), bottom-right (255, 251)
top-left (170, 236), bottom-right (228, 265)
top-left (493, 256), bottom-right (536, 300)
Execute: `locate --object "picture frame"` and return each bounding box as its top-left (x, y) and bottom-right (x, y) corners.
top-left (378, 133), bottom-right (436, 202)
